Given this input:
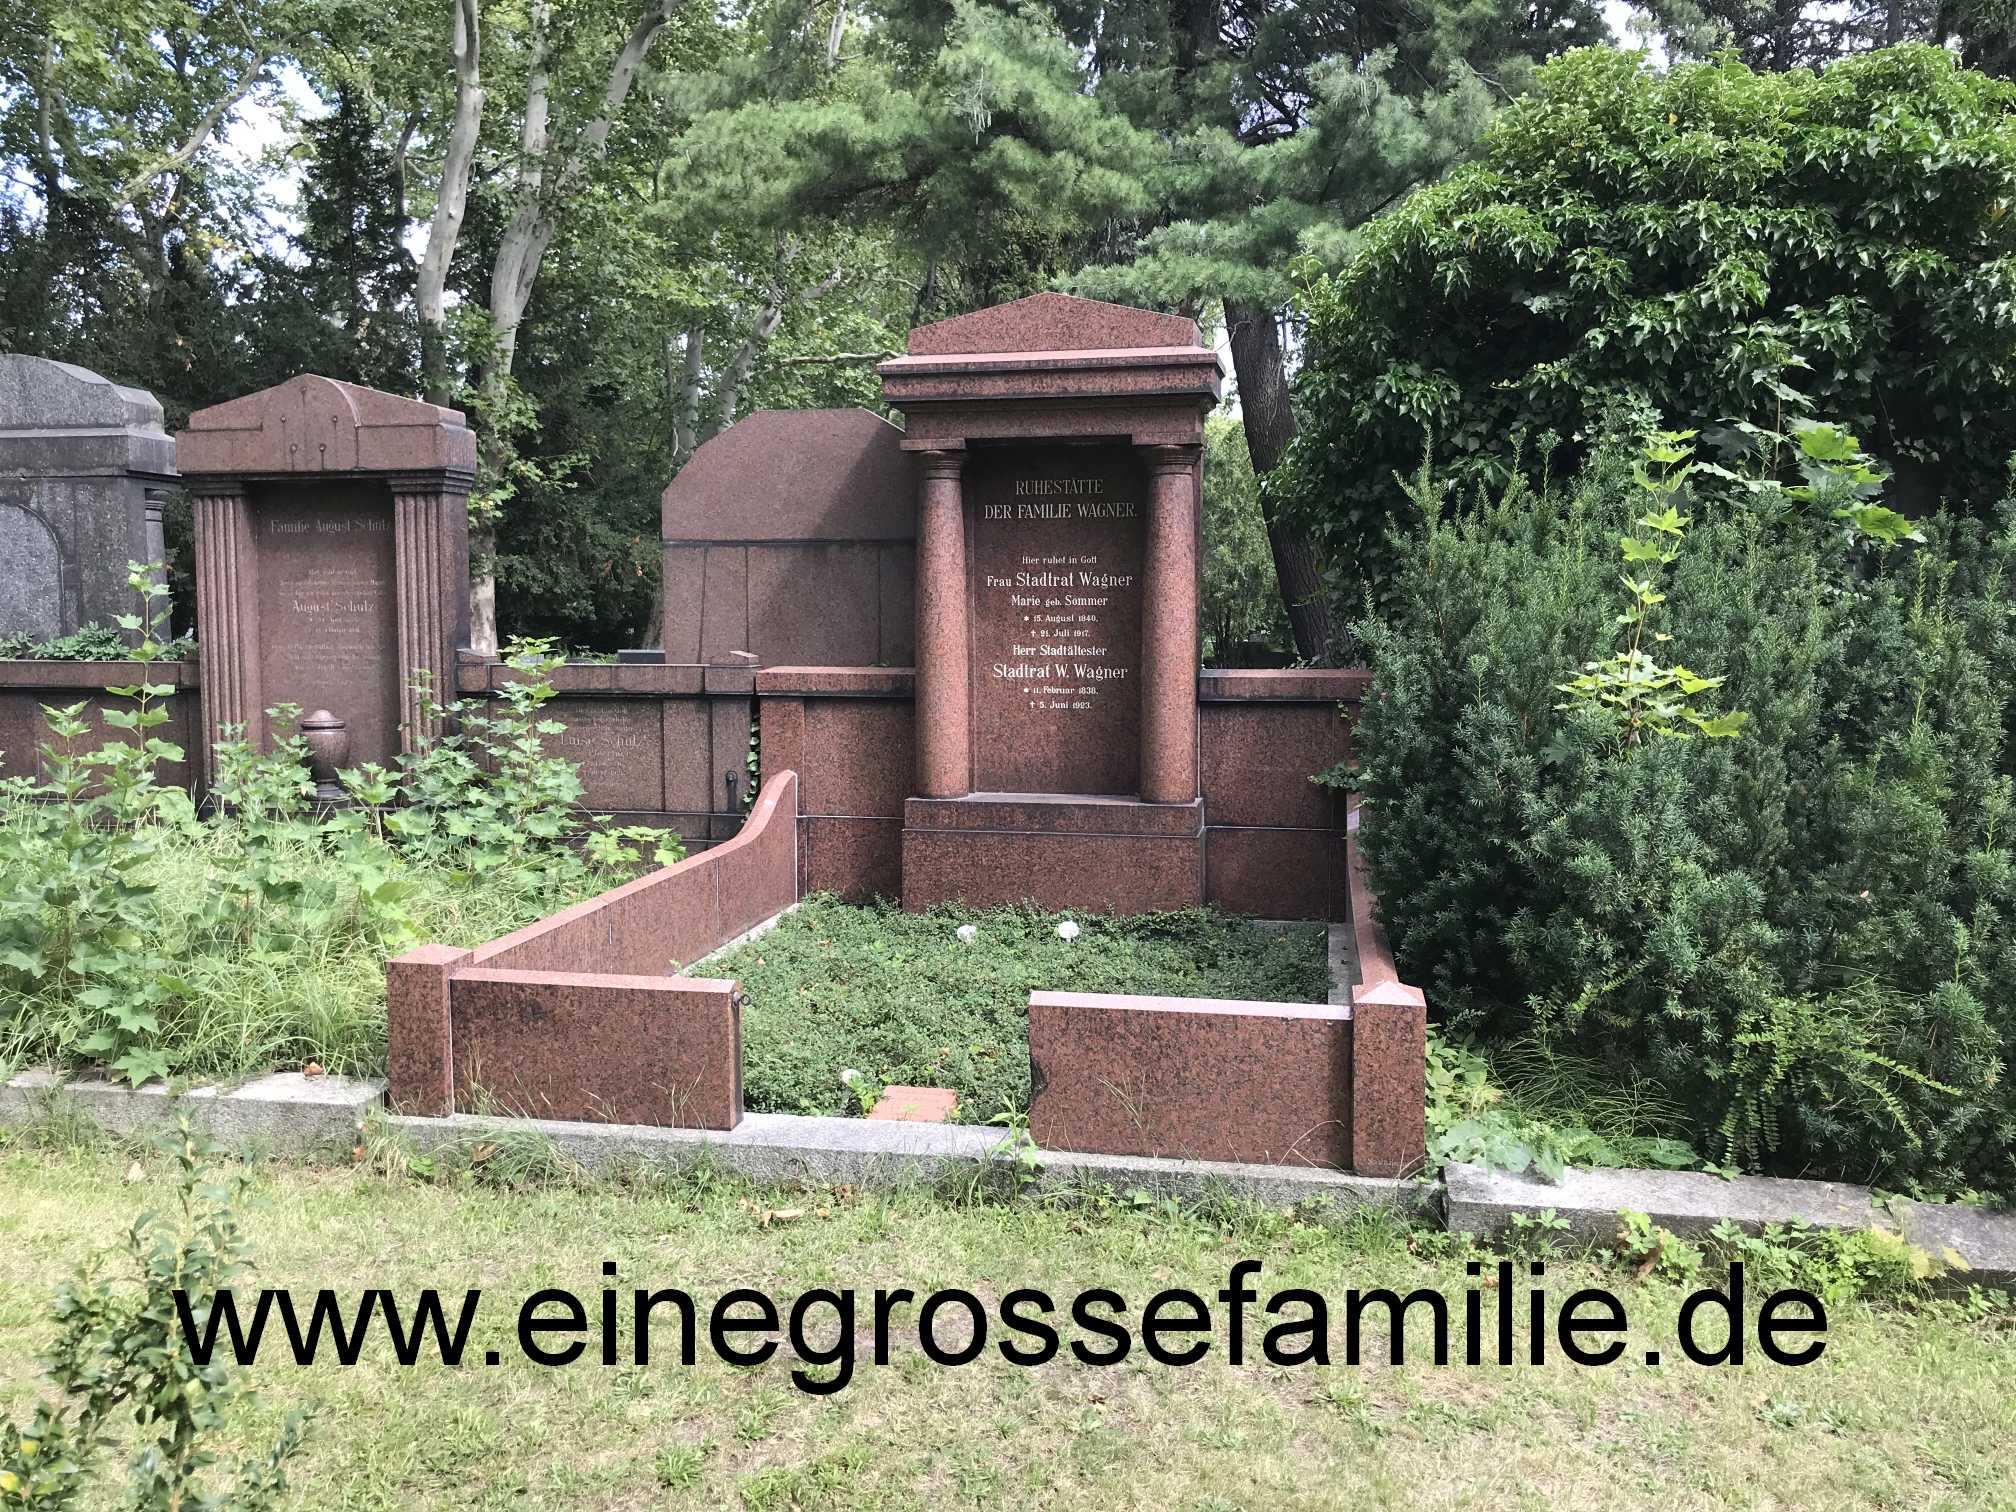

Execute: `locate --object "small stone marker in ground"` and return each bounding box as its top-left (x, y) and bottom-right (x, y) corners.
top-left (867, 1086), bottom-right (959, 1123)
top-left (0, 355), bottom-right (177, 643)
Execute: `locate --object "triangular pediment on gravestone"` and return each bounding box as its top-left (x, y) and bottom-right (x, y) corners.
top-left (905, 293), bottom-right (1201, 357)
top-left (178, 374), bottom-right (473, 476)
top-left (0, 354), bottom-right (165, 434)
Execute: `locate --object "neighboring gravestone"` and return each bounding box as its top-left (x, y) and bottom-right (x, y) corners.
top-left (176, 376), bottom-right (474, 774)
top-left (659, 408), bottom-right (914, 666)
top-left (0, 355), bottom-right (176, 643)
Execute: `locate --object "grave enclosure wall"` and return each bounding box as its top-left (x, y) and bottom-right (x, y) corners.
top-left (5, 304), bottom-right (1425, 1177)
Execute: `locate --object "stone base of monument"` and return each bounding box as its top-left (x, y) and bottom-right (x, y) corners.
top-left (900, 792), bottom-right (1205, 915)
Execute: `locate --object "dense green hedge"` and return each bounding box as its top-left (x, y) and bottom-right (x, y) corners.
top-left (1353, 434), bottom-right (2016, 1194)
top-left (1281, 45), bottom-right (2016, 623)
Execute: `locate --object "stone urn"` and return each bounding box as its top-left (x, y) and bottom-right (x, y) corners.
top-left (299, 709), bottom-right (350, 803)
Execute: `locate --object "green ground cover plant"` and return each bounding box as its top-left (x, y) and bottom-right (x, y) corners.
top-left (0, 625), bottom-right (194, 663)
top-left (710, 897), bottom-right (1328, 1120)
top-left (2, 1132), bottom-right (2010, 1510)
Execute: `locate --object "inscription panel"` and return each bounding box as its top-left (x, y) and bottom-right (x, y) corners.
top-left (254, 486), bottom-right (401, 764)
top-left (540, 698), bottom-right (667, 812)
top-left (968, 445), bottom-right (1144, 795)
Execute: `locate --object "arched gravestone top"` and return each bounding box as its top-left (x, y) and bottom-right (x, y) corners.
top-left (0, 354), bottom-right (176, 479)
top-left (177, 374), bottom-right (476, 480)
top-left (905, 292), bottom-right (1200, 355)
top-left (660, 408), bottom-right (911, 542)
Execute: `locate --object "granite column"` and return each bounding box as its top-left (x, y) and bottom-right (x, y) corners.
top-left (392, 476), bottom-right (472, 751)
top-left (1138, 445), bottom-right (1200, 803)
top-left (191, 482), bottom-right (260, 781)
top-left (913, 449), bottom-right (971, 798)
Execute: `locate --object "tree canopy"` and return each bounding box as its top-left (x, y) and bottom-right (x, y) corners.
top-left (1280, 43), bottom-right (2016, 620)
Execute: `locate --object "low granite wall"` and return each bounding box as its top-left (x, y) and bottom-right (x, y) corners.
top-left (760, 664), bottom-right (1365, 919)
top-left (1199, 668), bottom-right (1365, 921)
top-left (1342, 797), bottom-right (1428, 1177)
top-left (757, 666), bottom-right (915, 900)
top-left (1022, 797), bottom-right (1426, 1176)
top-left (385, 769), bottom-right (800, 1126)
top-left (454, 656), bottom-right (756, 851)
top-left (0, 658), bottom-right (201, 793)
top-left (1028, 990), bottom-right (1357, 1167)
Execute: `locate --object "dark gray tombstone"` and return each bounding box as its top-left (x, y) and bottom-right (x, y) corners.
top-left (0, 355), bottom-right (177, 642)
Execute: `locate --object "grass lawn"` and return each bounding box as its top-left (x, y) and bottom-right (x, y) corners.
top-left (1, 1136), bottom-right (2011, 1510)
top-left (708, 897), bottom-right (1329, 1119)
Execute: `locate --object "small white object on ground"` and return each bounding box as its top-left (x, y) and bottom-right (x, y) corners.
top-left (1057, 920), bottom-right (1080, 941)
top-left (956, 924), bottom-right (978, 942)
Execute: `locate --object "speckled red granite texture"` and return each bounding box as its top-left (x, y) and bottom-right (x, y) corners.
top-left (1199, 702), bottom-right (1350, 830)
top-left (867, 1086), bottom-right (958, 1122)
top-left (450, 969), bottom-right (742, 1128)
top-left (880, 355), bottom-right (1224, 406)
top-left (906, 794), bottom-right (1203, 836)
top-left (1346, 800), bottom-right (1427, 1177)
top-left (913, 450), bottom-right (969, 798)
top-left (801, 816), bottom-right (902, 901)
top-left (1139, 448), bottom-right (1201, 802)
top-left (754, 665), bottom-right (918, 699)
top-left (762, 690), bottom-right (913, 900)
top-left (1028, 991), bottom-right (1352, 1167)
top-left (179, 375), bottom-right (475, 476)
top-left (0, 666), bottom-right (199, 794)
top-left (660, 409), bottom-right (911, 541)
top-left (904, 293), bottom-right (1199, 355)
top-left (1199, 668), bottom-right (1372, 704)
top-left (902, 827), bottom-right (1203, 914)
top-left (1203, 828), bottom-right (1341, 924)
top-left (657, 411), bottom-right (915, 670)
top-left (896, 406), bottom-right (1213, 451)
top-left (464, 770), bottom-right (797, 975)
top-left (385, 944), bottom-right (469, 1116)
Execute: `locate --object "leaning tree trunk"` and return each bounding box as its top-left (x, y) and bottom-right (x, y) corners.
top-left (1224, 300), bottom-right (1332, 661)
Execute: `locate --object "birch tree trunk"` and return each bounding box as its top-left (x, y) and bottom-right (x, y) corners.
top-left (417, 0), bottom-right (483, 407)
top-left (465, 0), bottom-right (678, 655)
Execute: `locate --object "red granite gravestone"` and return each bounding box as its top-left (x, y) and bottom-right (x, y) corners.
top-left (178, 376), bottom-right (474, 776)
top-left (879, 292), bottom-right (1223, 913)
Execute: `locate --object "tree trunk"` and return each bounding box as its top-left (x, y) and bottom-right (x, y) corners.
top-left (417, 0), bottom-right (483, 406)
top-left (463, 0), bottom-right (675, 655)
top-left (1224, 300), bottom-right (1332, 661)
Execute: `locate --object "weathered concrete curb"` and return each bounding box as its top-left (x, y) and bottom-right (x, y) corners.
top-left (1, 1069), bottom-right (381, 1154)
top-left (385, 1109), bottom-right (1429, 1216)
top-left (4, 1070), bottom-right (2005, 1281)
top-left (1033, 1147), bottom-right (1429, 1217)
top-left (1446, 1162), bottom-right (2016, 1291)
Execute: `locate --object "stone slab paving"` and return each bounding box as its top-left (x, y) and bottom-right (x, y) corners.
top-left (1445, 1161), bottom-right (2016, 1290)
